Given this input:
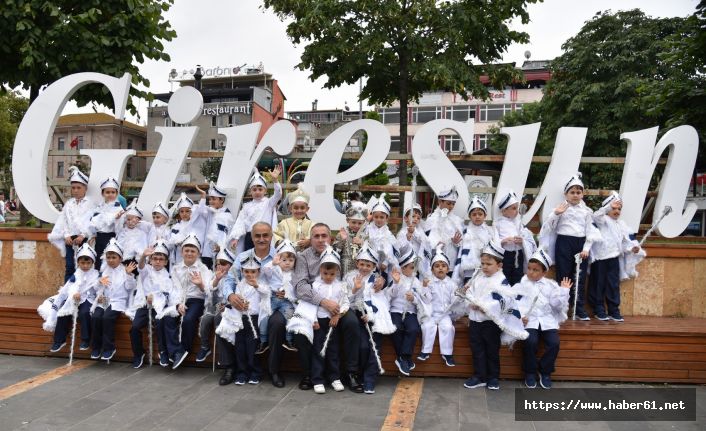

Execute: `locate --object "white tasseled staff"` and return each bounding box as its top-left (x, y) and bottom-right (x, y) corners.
top-left (68, 299), bottom-right (79, 366)
top-left (356, 301), bottom-right (384, 375)
top-left (639, 206), bottom-right (673, 247)
top-left (147, 303), bottom-right (153, 367)
top-left (572, 253), bottom-right (582, 320)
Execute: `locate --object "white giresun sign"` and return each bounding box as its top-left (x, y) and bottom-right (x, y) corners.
top-left (12, 72), bottom-right (699, 236)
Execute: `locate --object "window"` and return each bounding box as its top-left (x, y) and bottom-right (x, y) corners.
top-left (444, 105), bottom-right (475, 122)
top-left (379, 108), bottom-right (400, 124)
top-left (77, 136), bottom-right (84, 149)
top-left (181, 163), bottom-right (190, 174)
top-left (477, 134), bottom-right (489, 150)
top-left (439, 135), bottom-right (465, 154)
top-left (57, 161), bottom-right (65, 177)
top-left (57, 137), bottom-right (65, 151)
top-left (141, 141), bottom-right (147, 151)
top-left (210, 139), bottom-right (218, 151)
top-left (228, 115), bottom-right (233, 126)
top-left (211, 116), bottom-right (217, 127)
top-left (126, 163), bottom-right (133, 179)
top-left (127, 138), bottom-right (133, 149)
top-left (390, 136), bottom-right (401, 152)
top-left (411, 106), bottom-right (441, 123)
top-left (478, 104), bottom-right (513, 122)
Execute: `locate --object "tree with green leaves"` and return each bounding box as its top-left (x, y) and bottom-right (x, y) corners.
top-left (0, 0), bottom-right (176, 114)
top-left (489, 9), bottom-right (700, 199)
top-left (0, 92), bottom-right (28, 190)
top-left (263, 0), bottom-right (538, 214)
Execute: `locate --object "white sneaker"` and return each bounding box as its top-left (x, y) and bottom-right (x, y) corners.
top-left (331, 380), bottom-right (344, 392)
top-left (314, 384), bottom-right (326, 394)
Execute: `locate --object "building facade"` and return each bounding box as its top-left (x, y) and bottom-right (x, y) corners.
top-left (146, 64), bottom-right (286, 185)
top-left (48, 113), bottom-right (147, 203)
top-left (377, 60), bottom-right (551, 155)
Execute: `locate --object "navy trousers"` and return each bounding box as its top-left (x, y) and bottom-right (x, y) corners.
top-left (53, 300), bottom-right (92, 344)
top-left (468, 320), bottom-right (501, 382)
top-left (589, 257), bottom-right (621, 317)
top-left (130, 307), bottom-right (157, 357)
top-left (160, 315), bottom-right (185, 359)
top-left (502, 249), bottom-right (525, 286)
top-left (390, 312), bottom-right (420, 359)
top-left (94, 232), bottom-right (116, 270)
top-left (235, 314), bottom-right (261, 381)
top-left (311, 317), bottom-right (340, 385)
top-left (180, 298), bottom-right (205, 352)
top-left (90, 305), bottom-right (120, 352)
top-left (555, 235), bottom-right (589, 316)
top-left (522, 327), bottom-right (560, 376)
top-left (358, 320), bottom-right (382, 386)
top-left (294, 333), bottom-right (313, 378)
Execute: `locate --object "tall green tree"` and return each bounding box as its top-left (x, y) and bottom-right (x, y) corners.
top-left (263, 0), bottom-right (538, 214)
top-left (0, 0), bottom-right (176, 113)
top-left (0, 92), bottom-right (28, 190)
top-left (490, 9), bottom-right (698, 196)
top-left (641, 1), bottom-right (706, 170)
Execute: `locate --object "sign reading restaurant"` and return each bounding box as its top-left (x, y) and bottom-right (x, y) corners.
top-left (12, 72), bottom-right (700, 235)
top-left (202, 103), bottom-right (251, 116)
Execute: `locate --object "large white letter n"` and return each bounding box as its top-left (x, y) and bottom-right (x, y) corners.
top-left (12, 73), bottom-right (131, 223)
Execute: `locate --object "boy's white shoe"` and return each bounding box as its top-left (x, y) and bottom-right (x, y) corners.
top-left (314, 384), bottom-right (326, 394)
top-left (331, 380), bottom-right (344, 392)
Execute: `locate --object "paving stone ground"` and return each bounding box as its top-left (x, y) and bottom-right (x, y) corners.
top-left (0, 355), bottom-right (703, 430)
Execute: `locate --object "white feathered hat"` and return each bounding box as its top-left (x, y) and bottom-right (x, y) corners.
top-left (497, 190), bottom-right (519, 211)
top-left (601, 191), bottom-right (621, 209)
top-left (152, 202), bottom-right (170, 219)
top-left (68, 166), bottom-right (89, 185)
top-left (346, 201), bottom-right (368, 221)
top-left (319, 245), bottom-right (341, 267)
top-left (152, 239), bottom-right (170, 257)
top-left (288, 183), bottom-right (310, 205)
top-left (100, 177), bottom-right (120, 191)
top-left (125, 199), bottom-right (143, 219)
top-left (275, 239), bottom-right (297, 256)
top-left (431, 244), bottom-right (450, 266)
top-left (437, 185), bottom-right (459, 202)
top-left (467, 196), bottom-right (488, 214)
top-left (216, 247), bottom-right (236, 264)
top-left (564, 172), bottom-right (584, 193)
top-left (103, 237), bottom-right (124, 258)
top-left (175, 192), bottom-right (194, 210)
top-left (529, 248), bottom-right (552, 270)
top-left (76, 243), bottom-right (97, 261)
top-left (481, 240), bottom-right (505, 260)
top-left (208, 181), bottom-right (227, 198)
top-left (370, 193), bottom-right (391, 216)
top-left (181, 233), bottom-right (201, 252)
top-left (397, 244), bottom-right (416, 268)
top-left (248, 168), bottom-right (267, 189)
top-left (355, 241), bottom-right (379, 264)
top-left (240, 252), bottom-right (261, 270)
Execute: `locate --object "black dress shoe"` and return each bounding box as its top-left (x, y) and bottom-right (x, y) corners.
top-left (298, 376), bottom-right (313, 390)
top-left (348, 373), bottom-right (364, 393)
top-left (271, 373), bottom-right (285, 388)
top-left (219, 369), bottom-right (235, 386)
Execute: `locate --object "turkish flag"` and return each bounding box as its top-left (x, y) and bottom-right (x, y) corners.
top-left (70, 137), bottom-right (79, 148)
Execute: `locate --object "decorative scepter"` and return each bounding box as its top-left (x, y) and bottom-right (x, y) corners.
top-left (68, 299), bottom-right (79, 366)
top-left (147, 303), bottom-right (153, 367)
top-left (572, 253), bottom-right (581, 320)
top-left (639, 206), bottom-right (673, 247)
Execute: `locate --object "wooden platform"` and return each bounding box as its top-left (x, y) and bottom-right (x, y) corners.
top-left (2, 295), bottom-right (706, 383)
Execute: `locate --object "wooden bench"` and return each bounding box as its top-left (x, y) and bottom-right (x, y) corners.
top-left (2, 295), bottom-right (705, 383)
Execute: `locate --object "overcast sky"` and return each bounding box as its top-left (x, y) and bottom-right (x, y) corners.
top-left (66, 0), bottom-right (699, 123)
